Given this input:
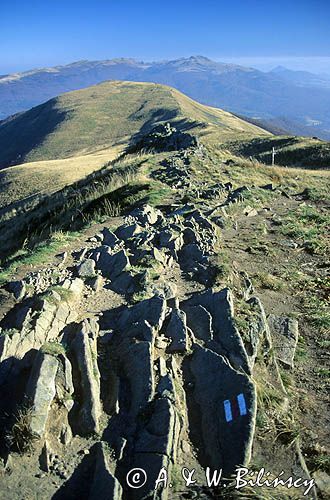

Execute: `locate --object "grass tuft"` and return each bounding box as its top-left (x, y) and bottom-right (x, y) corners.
top-left (41, 341), bottom-right (66, 357)
top-left (6, 404), bottom-right (38, 454)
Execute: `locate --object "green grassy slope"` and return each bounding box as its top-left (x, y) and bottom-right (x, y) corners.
top-left (0, 80), bottom-right (269, 168)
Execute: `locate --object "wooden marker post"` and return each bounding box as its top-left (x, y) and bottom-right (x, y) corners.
top-left (272, 147), bottom-right (276, 166)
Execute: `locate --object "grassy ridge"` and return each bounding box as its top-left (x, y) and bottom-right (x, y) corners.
top-left (0, 81), bottom-right (269, 168)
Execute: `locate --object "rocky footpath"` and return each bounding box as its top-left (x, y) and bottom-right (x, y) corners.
top-left (0, 201), bottom-right (300, 499)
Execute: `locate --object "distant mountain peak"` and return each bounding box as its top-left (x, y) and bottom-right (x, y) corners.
top-left (166, 55), bottom-right (215, 67)
top-left (270, 65), bottom-right (289, 73)
top-left (187, 55), bottom-right (212, 62)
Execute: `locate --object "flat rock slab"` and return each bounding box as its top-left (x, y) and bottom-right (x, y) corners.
top-left (268, 315), bottom-right (299, 368)
top-left (129, 453), bottom-right (170, 500)
top-left (72, 319), bottom-right (101, 435)
top-left (26, 352), bottom-right (59, 438)
top-left (165, 308), bottom-right (188, 353)
top-left (135, 397), bottom-right (179, 457)
top-left (129, 397), bottom-right (180, 500)
top-left (188, 344), bottom-right (256, 474)
top-left (117, 296), bottom-right (166, 332)
top-left (184, 304), bottom-right (213, 342)
top-left (115, 340), bottom-right (154, 418)
top-left (183, 288), bottom-right (250, 372)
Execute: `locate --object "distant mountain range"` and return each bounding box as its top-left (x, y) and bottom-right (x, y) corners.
top-left (1, 56), bottom-right (330, 139)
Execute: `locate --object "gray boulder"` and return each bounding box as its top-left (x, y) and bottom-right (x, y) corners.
top-left (157, 373), bottom-right (176, 402)
top-left (111, 272), bottom-right (136, 295)
top-left (135, 397), bottom-right (179, 456)
top-left (182, 227), bottom-right (199, 245)
top-left (211, 215), bottom-right (226, 228)
top-left (0, 282), bottom-right (81, 386)
top-left (179, 243), bottom-right (205, 265)
top-left (131, 204), bottom-right (163, 226)
top-left (129, 453), bottom-right (170, 500)
top-left (151, 247), bottom-right (169, 266)
top-left (130, 396), bottom-right (180, 499)
top-left (110, 330), bottom-right (154, 418)
top-left (244, 205), bottom-right (258, 217)
top-left (101, 228), bottom-right (120, 247)
top-left (115, 223), bottom-right (142, 241)
top-left (117, 296), bottom-right (166, 332)
top-left (76, 259), bottom-right (96, 278)
top-left (93, 248), bottom-right (130, 280)
top-left (56, 354), bottom-right (74, 411)
top-left (74, 247), bottom-right (88, 262)
top-left (227, 186), bottom-right (249, 204)
top-left (152, 281), bottom-right (177, 300)
top-left (186, 210), bottom-right (214, 231)
top-left (90, 275), bottom-right (104, 292)
top-left (244, 296), bottom-right (271, 368)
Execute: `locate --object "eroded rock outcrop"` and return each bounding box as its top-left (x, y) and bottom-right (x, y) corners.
top-left (0, 200), bottom-right (300, 497)
top-left (0, 278), bottom-right (83, 385)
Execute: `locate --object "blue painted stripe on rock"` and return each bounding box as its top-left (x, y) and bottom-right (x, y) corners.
top-left (237, 393), bottom-right (247, 416)
top-left (224, 399), bottom-right (232, 422)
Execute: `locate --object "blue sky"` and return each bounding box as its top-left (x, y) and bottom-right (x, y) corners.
top-left (1, 0), bottom-right (330, 74)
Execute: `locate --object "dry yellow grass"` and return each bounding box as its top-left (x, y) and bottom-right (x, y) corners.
top-left (0, 145), bottom-right (123, 208)
top-left (270, 165), bottom-right (330, 178)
